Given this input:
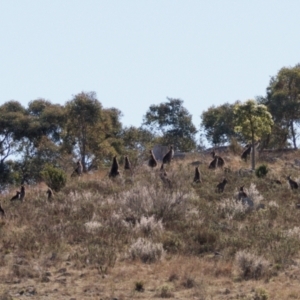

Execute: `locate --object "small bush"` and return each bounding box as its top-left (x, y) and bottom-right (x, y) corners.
top-left (255, 164), bottom-right (268, 178)
top-left (128, 237), bottom-right (165, 263)
top-left (235, 250), bottom-right (269, 280)
top-left (156, 284), bottom-right (174, 298)
top-left (135, 281), bottom-right (145, 292)
top-left (182, 276), bottom-right (196, 289)
top-left (40, 164), bottom-right (67, 192)
top-left (284, 226), bottom-right (300, 240)
top-left (254, 288), bottom-right (269, 300)
top-left (218, 197), bottom-right (249, 220)
top-left (247, 183), bottom-right (264, 208)
top-left (134, 215), bottom-right (164, 237)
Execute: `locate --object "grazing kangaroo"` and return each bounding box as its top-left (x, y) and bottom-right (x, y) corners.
top-left (162, 146), bottom-right (174, 164)
top-left (10, 191), bottom-right (21, 201)
top-left (238, 186), bottom-right (248, 200)
top-left (216, 178), bottom-right (228, 193)
top-left (20, 185), bottom-right (26, 201)
top-left (287, 175), bottom-right (298, 190)
top-left (109, 156), bottom-right (120, 178)
top-left (209, 150), bottom-right (225, 169)
top-left (46, 187), bottom-right (53, 200)
top-left (193, 166), bottom-right (202, 183)
top-left (71, 160), bottom-right (83, 177)
top-left (148, 150), bottom-right (158, 168)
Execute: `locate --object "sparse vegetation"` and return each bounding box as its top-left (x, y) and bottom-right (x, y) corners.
top-left (1, 149), bottom-right (300, 298)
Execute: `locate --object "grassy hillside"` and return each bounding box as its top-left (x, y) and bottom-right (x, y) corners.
top-left (1, 149), bottom-right (300, 299)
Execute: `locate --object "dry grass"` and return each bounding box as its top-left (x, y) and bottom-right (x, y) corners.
top-left (2, 150), bottom-right (300, 298)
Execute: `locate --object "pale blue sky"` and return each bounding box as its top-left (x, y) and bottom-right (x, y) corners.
top-left (1, 1), bottom-right (300, 133)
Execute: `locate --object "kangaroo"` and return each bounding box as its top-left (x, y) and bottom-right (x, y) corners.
top-left (124, 156), bottom-right (132, 170)
top-left (71, 160), bottom-right (83, 177)
top-left (216, 178), bottom-right (228, 193)
top-left (241, 144), bottom-right (252, 162)
top-left (209, 150), bottom-right (225, 169)
top-left (46, 187), bottom-right (53, 200)
top-left (148, 150), bottom-right (158, 168)
top-left (0, 203), bottom-right (5, 217)
top-left (162, 146), bottom-right (174, 164)
top-left (10, 191), bottom-right (21, 201)
top-left (287, 175), bottom-right (298, 190)
top-left (238, 186), bottom-right (248, 200)
top-left (159, 163), bottom-right (172, 188)
top-left (109, 156), bottom-right (120, 178)
top-left (193, 166), bottom-right (202, 183)
top-left (20, 185), bottom-right (26, 201)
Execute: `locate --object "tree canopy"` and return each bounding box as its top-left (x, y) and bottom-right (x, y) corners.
top-left (143, 98), bottom-right (197, 152)
top-left (234, 99), bottom-right (273, 169)
top-left (259, 64), bottom-right (300, 149)
top-left (200, 102), bottom-right (239, 146)
top-left (4, 62), bottom-right (300, 187)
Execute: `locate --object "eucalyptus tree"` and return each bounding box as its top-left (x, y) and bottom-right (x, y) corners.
top-left (0, 101), bottom-right (30, 185)
top-left (64, 92), bottom-right (124, 171)
top-left (143, 98), bottom-right (197, 152)
top-left (200, 102), bottom-right (240, 146)
top-left (234, 100), bottom-right (273, 170)
top-left (259, 64), bottom-right (300, 148)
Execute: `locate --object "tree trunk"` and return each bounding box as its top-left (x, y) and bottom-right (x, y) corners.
top-left (291, 121), bottom-right (297, 149)
top-left (251, 135), bottom-right (255, 171)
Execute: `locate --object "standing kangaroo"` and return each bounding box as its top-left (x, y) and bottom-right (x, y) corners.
top-left (193, 166), bottom-right (202, 183)
top-left (148, 150), bottom-right (158, 169)
top-left (216, 178), bottom-right (228, 193)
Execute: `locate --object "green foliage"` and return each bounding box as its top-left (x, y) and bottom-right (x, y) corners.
top-left (27, 99), bottom-right (65, 143)
top-left (0, 161), bottom-right (15, 189)
top-left (0, 101), bottom-right (29, 164)
top-left (201, 102), bottom-right (239, 145)
top-left (234, 100), bottom-right (273, 141)
top-left (260, 64), bottom-right (300, 149)
top-left (143, 98), bottom-right (197, 151)
top-left (40, 164), bottom-right (67, 192)
top-left (234, 100), bottom-right (273, 169)
top-left (64, 92), bottom-right (124, 170)
top-left (255, 164), bottom-right (268, 178)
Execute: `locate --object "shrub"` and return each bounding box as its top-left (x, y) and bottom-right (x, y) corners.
top-left (255, 164), bottom-right (268, 178)
top-left (135, 281), bottom-right (145, 292)
top-left (134, 215), bottom-right (164, 237)
top-left (235, 250), bottom-right (269, 280)
top-left (284, 226), bottom-right (300, 240)
top-left (156, 284), bottom-right (174, 298)
top-left (182, 276), bottom-right (196, 289)
top-left (40, 164), bottom-right (67, 192)
top-left (218, 197), bottom-right (249, 220)
top-left (119, 182), bottom-right (192, 222)
top-left (128, 237), bottom-right (165, 263)
top-left (254, 288), bottom-right (269, 300)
